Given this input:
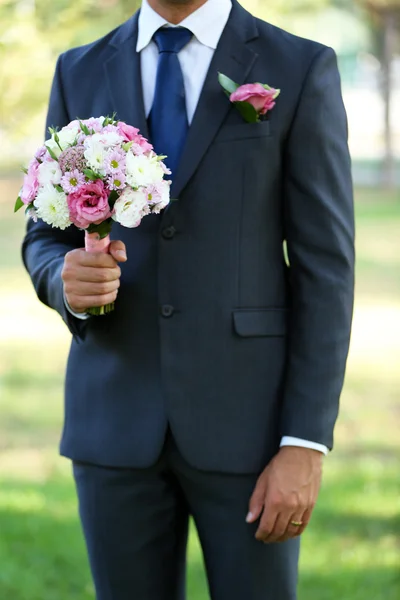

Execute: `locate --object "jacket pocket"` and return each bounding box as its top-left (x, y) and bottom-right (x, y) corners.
top-left (233, 308), bottom-right (288, 338)
top-left (215, 120), bottom-right (271, 143)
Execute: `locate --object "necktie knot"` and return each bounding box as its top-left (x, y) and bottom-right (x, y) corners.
top-left (153, 27), bottom-right (193, 54)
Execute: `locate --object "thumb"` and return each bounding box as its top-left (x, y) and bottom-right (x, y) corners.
top-left (246, 481), bottom-right (266, 524)
top-left (109, 240), bottom-right (127, 263)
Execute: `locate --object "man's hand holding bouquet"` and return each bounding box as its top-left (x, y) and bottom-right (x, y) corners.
top-left (15, 116), bottom-right (171, 315)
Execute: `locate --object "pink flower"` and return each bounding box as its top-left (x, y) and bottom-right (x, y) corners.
top-left (35, 145), bottom-right (48, 162)
top-left (67, 180), bottom-right (112, 229)
top-left (107, 171), bottom-right (126, 190)
top-left (21, 158), bottom-right (40, 205)
top-left (133, 136), bottom-right (153, 154)
top-left (117, 122), bottom-right (140, 142)
top-left (117, 122), bottom-right (154, 154)
top-left (61, 169), bottom-right (86, 194)
top-left (230, 83), bottom-right (278, 116)
top-left (105, 148), bottom-right (126, 174)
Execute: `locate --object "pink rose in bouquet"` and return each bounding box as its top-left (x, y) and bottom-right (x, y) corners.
top-left (14, 115), bottom-right (171, 315)
top-left (68, 180), bottom-right (112, 229)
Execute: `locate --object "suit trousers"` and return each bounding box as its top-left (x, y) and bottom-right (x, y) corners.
top-left (73, 430), bottom-right (300, 600)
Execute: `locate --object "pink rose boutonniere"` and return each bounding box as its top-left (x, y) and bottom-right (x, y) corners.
top-left (218, 73), bottom-right (280, 123)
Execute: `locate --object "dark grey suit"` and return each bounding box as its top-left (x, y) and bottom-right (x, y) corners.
top-left (23, 1), bottom-right (354, 598)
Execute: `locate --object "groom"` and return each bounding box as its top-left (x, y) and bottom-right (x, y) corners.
top-left (23, 0), bottom-right (354, 598)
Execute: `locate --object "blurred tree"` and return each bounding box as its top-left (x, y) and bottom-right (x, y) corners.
top-left (356, 0), bottom-right (400, 187)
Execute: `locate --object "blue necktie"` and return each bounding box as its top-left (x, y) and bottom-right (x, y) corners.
top-left (148, 27), bottom-right (193, 177)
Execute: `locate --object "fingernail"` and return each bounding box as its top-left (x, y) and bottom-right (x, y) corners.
top-left (246, 512), bottom-right (253, 523)
top-left (116, 250), bottom-right (127, 260)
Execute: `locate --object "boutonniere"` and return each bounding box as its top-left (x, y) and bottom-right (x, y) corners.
top-left (218, 73), bottom-right (280, 123)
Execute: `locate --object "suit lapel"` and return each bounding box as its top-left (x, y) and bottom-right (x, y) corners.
top-left (104, 12), bottom-right (149, 139)
top-left (170, 3), bottom-right (259, 199)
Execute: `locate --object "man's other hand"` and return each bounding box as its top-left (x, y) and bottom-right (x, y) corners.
top-left (247, 446), bottom-right (323, 543)
top-left (62, 240), bottom-right (127, 313)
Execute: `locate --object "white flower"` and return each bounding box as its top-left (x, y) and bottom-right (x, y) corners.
top-left (147, 181), bottom-right (171, 213)
top-left (84, 138), bottom-right (107, 174)
top-left (90, 131), bottom-right (124, 148)
top-left (34, 184), bottom-right (71, 230)
top-left (112, 188), bottom-right (150, 228)
top-left (57, 126), bottom-right (80, 149)
top-left (38, 160), bottom-right (62, 186)
top-left (126, 153), bottom-right (164, 188)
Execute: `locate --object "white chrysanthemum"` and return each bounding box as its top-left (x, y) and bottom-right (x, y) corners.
top-left (126, 153), bottom-right (164, 188)
top-left (57, 126), bottom-right (80, 149)
top-left (38, 160), bottom-right (62, 186)
top-left (34, 184), bottom-right (71, 230)
top-left (112, 188), bottom-right (150, 228)
top-left (84, 139), bottom-right (107, 174)
top-left (90, 131), bottom-right (123, 148)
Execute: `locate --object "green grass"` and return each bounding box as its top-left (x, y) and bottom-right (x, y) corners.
top-left (0, 181), bottom-right (399, 599)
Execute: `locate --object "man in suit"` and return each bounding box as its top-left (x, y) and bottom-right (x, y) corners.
top-left (22, 0), bottom-right (355, 598)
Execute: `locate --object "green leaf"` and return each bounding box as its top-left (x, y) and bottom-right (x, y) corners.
top-left (14, 196), bottom-right (24, 213)
top-left (45, 144), bottom-right (59, 161)
top-left (108, 190), bottom-right (119, 209)
top-left (79, 120), bottom-right (91, 136)
top-left (55, 185), bottom-right (64, 193)
top-left (233, 101), bottom-right (259, 123)
top-left (86, 218), bottom-right (113, 239)
top-left (218, 72), bottom-right (239, 95)
top-left (122, 141), bottom-right (133, 152)
top-left (83, 169), bottom-right (99, 181)
top-left (21, 166), bottom-right (28, 175)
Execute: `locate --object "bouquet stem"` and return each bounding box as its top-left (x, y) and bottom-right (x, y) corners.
top-left (85, 231), bottom-right (114, 316)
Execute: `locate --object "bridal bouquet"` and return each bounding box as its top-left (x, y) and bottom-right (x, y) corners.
top-left (15, 116), bottom-right (171, 315)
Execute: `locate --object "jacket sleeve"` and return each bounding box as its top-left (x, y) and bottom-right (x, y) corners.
top-left (280, 47), bottom-right (355, 449)
top-left (22, 53), bottom-right (87, 340)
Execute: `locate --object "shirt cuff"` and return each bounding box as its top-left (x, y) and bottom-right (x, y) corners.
top-left (280, 436), bottom-right (329, 456)
top-left (63, 289), bottom-right (90, 320)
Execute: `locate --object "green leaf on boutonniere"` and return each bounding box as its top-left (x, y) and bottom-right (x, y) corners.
top-left (218, 72), bottom-right (239, 96)
top-left (233, 101), bottom-right (259, 124)
top-left (14, 196), bottom-right (24, 213)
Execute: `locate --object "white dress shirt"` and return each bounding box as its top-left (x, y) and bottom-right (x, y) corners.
top-left (66, 0), bottom-right (328, 456)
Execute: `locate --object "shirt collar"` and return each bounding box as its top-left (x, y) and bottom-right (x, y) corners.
top-left (136, 0), bottom-right (232, 52)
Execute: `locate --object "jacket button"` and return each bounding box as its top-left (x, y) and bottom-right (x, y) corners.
top-left (162, 226), bottom-right (176, 239)
top-left (160, 304), bottom-right (175, 318)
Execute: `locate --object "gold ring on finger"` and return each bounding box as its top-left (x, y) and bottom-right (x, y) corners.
top-left (290, 521), bottom-right (303, 527)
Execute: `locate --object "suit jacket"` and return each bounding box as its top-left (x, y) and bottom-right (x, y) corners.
top-left (22, 0), bottom-right (355, 473)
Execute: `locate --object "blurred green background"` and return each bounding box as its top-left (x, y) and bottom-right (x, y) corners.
top-left (0, 1), bottom-right (399, 599)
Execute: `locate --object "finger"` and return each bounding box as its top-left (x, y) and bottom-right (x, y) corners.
top-left (63, 265), bottom-right (121, 285)
top-left (264, 511), bottom-right (292, 544)
top-left (255, 508), bottom-right (279, 542)
top-left (67, 291), bottom-right (119, 311)
top-left (76, 251), bottom-right (118, 269)
top-left (293, 508), bottom-right (312, 537)
top-left (109, 240), bottom-right (127, 262)
top-left (274, 511), bottom-right (306, 543)
top-left (247, 481), bottom-right (266, 524)
top-left (65, 279), bottom-right (120, 297)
